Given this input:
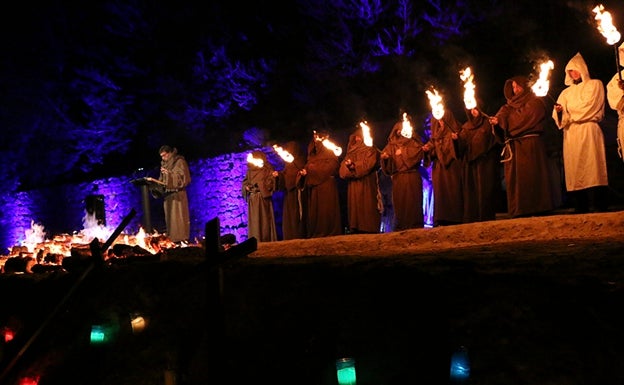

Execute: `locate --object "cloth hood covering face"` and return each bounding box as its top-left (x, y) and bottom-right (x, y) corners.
top-left (430, 109), bottom-right (461, 135)
top-left (387, 119), bottom-right (422, 146)
top-left (503, 75), bottom-right (531, 103)
top-left (346, 128), bottom-right (366, 154)
top-left (564, 52), bottom-right (592, 85)
top-left (307, 133), bottom-right (337, 160)
top-left (283, 140), bottom-right (306, 169)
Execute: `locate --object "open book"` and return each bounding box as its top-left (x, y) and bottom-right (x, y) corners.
top-left (144, 176), bottom-right (166, 186)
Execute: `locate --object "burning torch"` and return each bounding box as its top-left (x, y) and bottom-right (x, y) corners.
top-left (426, 87), bottom-right (445, 121)
top-left (593, 4), bottom-right (622, 80)
top-left (426, 86), bottom-right (457, 134)
top-left (359, 121), bottom-right (374, 147)
top-left (459, 66), bottom-right (491, 119)
top-left (246, 152), bottom-right (264, 168)
top-left (272, 144), bottom-right (294, 163)
top-left (400, 112), bottom-right (413, 139)
top-left (530, 59), bottom-right (555, 102)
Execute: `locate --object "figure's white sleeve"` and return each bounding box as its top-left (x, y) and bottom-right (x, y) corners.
top-left (552, 91), bottom-right (570, 130)
top-left (606, 71), bottom-right (624, 111)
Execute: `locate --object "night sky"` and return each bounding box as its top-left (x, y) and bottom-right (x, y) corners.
top-left (0, 0), bottom-right (622, 192)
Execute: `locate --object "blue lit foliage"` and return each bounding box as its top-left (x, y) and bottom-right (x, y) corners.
top-left (300, 0), bottom-right (485, 73)
top-left (422, 0), bottom-right (485, 44)
top-left (299, 0), bottom-right (386, 76)
top-left (371, 0), bottom-right (423, 57)
top-left (181, 44), bottom-right (274, 134)
top-left (67, 68), bottom-right (136, 172)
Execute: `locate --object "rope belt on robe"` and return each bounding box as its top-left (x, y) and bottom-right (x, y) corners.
top-left (500, 133), bottom-right (540, 163)
top-left (297, 188), bottom-right (303, 220)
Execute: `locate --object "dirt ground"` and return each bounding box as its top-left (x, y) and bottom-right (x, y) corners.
top-left (250, 209), bottom-right (624, 260)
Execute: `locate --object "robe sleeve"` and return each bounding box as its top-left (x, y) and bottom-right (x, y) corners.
top-left (607, 72), bottom-right (624, 112)
top-left (341, 147), bottom-right (379, 179)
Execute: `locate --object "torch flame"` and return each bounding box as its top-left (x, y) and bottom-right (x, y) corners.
top-left (531, 60), bottom-right (554, 97)
top-left (460, 67), bottom-right (477, 110)
top-left (322, 138), bottom-right (343, 156)
top-left (400, 112), bottom-right (413, 139)
top-left (246, 152), bottom-right (264, 168)
top-left (272, 144), bottom-right (294, 163)
top-left (593, 4), bottom-right (621, 45)
top-left (359, 121), bottom-right (374, 147)
top-left (426, 88), bottom-right (445, 120)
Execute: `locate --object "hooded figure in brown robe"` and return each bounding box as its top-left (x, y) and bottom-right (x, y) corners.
top-left (243, 150), bottom-right (278, 242)
top-left (158, 145), bottom-right (191, 243)
top-left (275, 141), bottom-right (307, 240)
top-left (380, 116), bottom-right (425, 230)
top-left (423, 110), bottom-right (464, 226)
top-left (297, 132), bottom-right (342, 238)
top-left (339, 128), bottom-right (382, 234)
top-left (491, 76), bottom-right (558, 218)
top-left (458, 108), bottom-right (502, 222)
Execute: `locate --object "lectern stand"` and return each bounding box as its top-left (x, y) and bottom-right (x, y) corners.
top-left (130, 177), bottom-right (162, 233)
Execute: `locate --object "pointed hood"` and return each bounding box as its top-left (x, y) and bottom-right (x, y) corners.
top-left (564, 52), bottom-right (591, 86)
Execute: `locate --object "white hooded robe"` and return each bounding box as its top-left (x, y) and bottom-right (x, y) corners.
top-left (552, 52), bottom-right (608, 192)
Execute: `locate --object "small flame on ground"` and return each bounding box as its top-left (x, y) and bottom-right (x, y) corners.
top-left (22, 220), bottom-right (46, 253)
top-left (1, 212), bottom-right (179, 269)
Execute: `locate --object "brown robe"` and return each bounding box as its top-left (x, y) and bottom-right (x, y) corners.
top-left (159, 151), bottom-right (191, 242)
top-left (243, 150), bottom-right (278, 242)
top-left (458, 109), bottom-right (502, 222)
top-left (339, 129), bottom-right (382, 233)
top-left (492, 76), bottom-right (558, 218)
top-left (425, 110), bottom-right (464, 225)
top-left (276, 141), bottom-right (307, 240)
top-left (380, 120), bottom-right (425, 230)
top-left (297, 138), bottom-right (342, 238)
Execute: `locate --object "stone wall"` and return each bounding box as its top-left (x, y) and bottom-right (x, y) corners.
top-left (0, 150), bottom-right (282, 252)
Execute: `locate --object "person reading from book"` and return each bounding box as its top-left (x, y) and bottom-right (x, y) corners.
top-left (147, 145), bottom-right (191, 243)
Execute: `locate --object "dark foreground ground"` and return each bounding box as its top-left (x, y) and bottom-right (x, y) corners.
top-left (0, 211), bottom-right (623, 385)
